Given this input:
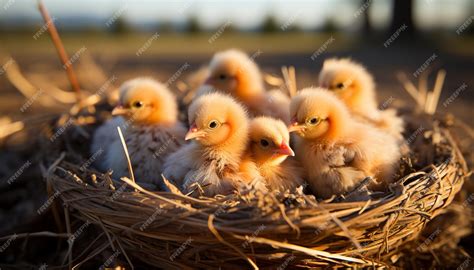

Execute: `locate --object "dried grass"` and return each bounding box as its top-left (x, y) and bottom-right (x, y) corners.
top-left (37, 102), bottom-right (468, 269)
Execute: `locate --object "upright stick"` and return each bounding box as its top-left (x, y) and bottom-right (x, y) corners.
top-left (38, 0), bottom-right (82, 102)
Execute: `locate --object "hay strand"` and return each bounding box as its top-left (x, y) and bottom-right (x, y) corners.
top-left (38, 0), bottom-right (82, 102)
top-left (428, 70), bottom-right (446, 114)
top-left (116, 126), bottom-right (136, 185)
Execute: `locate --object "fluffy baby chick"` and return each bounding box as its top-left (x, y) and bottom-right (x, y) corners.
top-left (91, 78), bottom-right (186, 189)
top-left (201, 49), bottom-right (290, 123)
top-left (246, 117), bottom-right (305, 192)
top-left (318, 58), bottom-right (404, 141)
top-left (289, 88), bottom-right (400, 199)
top-left (163, 93), bottom-right (251, 197)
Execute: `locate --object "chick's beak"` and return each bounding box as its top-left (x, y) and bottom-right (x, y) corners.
top-left (288, 117), bottom-right (304, 133)
top-left (204, 77), bottom-right (215, 86)
top-left (185, 123), bottom-right (206, 141)
top-left (274, 141), bottom-right (295, 156)
top-left (111, 105), bottom-right (128, 116)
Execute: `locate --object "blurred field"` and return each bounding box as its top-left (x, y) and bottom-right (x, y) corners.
top-left (1, 33), bottom-right (473, 124)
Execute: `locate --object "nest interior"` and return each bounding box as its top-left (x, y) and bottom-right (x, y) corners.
top-left (36, 100), bottom-right (469, 270)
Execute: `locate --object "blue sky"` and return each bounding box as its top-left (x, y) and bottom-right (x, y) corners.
top-left (0, 0), bottom-right (471, 30)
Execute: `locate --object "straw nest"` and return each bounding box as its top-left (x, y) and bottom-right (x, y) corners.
top-left (38, 100), bottom-right (469, 269)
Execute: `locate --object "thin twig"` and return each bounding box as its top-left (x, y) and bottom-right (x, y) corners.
top-left (208, 215), bottom-right (258, 270)
top-left (418, 71), bottom-right (429, 108)
top-left (428, 70), bottom-right (446, 114)
top-left (231, 234), bottom-right (370, 265)
top-left (0, 232), bottom-right (70, 241)
top-left (396, 72), bottom-right (421, 106)
top-left (288, 66), bottom-right (297, 97)
top-left (38, 0), bottom-right (82, 102)
top-left (116, 126), bottom-right (136, 185)
top-left (281, 66), bottom-right (291, 96)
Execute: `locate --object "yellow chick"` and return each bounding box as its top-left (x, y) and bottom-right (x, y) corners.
top-left (200, 49), bottom-right (290, 123)
top-left (91, 78), bottom-right (186, 189)
top-left (318, 58), bottom-right (404, 141)
top-left (163, 93), bottom-right (250, 197)
top-left (245, 116), bottom-right (305, 192)
top-left (289, 88), bottom-right (400, 199)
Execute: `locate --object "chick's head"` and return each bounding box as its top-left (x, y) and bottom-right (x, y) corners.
top-left (318, 58), bottom-right (375, 107)
top-left (249, 117), bottom-right (294, 166)
top-left (186, 93), bottom-right (249, 146)
top-left (113, 78), bottom-right (178, 125)
top-left (205, 49), bottom-right (264, 99)
top-left (289, 88), bottom-right (351, 142)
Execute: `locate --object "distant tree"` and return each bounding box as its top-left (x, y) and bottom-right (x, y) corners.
top-left (287, 24), bottom-right (302, 32)
top-left (110, 17), bottom-right (131, 35)
top-left (389, 0), bottom-right (415, 37)
top-left (321, 18), bottom-right (338, 33)
top-left (82, 26), bottom-right (102, 35)
top-left (186, 16), bottom-right (201, 33)
top-left (159, 22), bottom-right (175, 33)
top-left (223, 23), bottom-right (236, 33)
top-left (361, 0), bottom-right (371, 35)
top-left (261, 15), bottom-right (279, 33)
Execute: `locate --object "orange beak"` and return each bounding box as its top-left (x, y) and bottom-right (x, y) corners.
top-left (111, 105), bottom-right (128, 116)
top-left (288, 117), bottom-right (304, 133)
top-left (274, 141), bottom-right (295, 156)
top-left (185, 123), bottom-right (206, 141)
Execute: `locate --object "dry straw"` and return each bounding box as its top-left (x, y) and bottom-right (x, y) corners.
top-left (39, 89), bottom-right (468, 268)
top-left (2, 48), bottom-right (469, 269)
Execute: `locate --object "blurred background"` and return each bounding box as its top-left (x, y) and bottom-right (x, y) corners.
top-left (0, 0), bottom-right (473, 122)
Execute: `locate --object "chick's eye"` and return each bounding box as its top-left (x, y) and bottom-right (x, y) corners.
top-left (306, 117), bottom-right (320, 126)
top-left (260, 139), bottom-right (270, 147)
top-left (219, 74), bottom-right (227, 80)
top-left (132, 101), bottom-right (144, 108)
top-left (208, 120), bottom-right (220, 129)
top-left (335, 82), bottom-right (345, 89)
